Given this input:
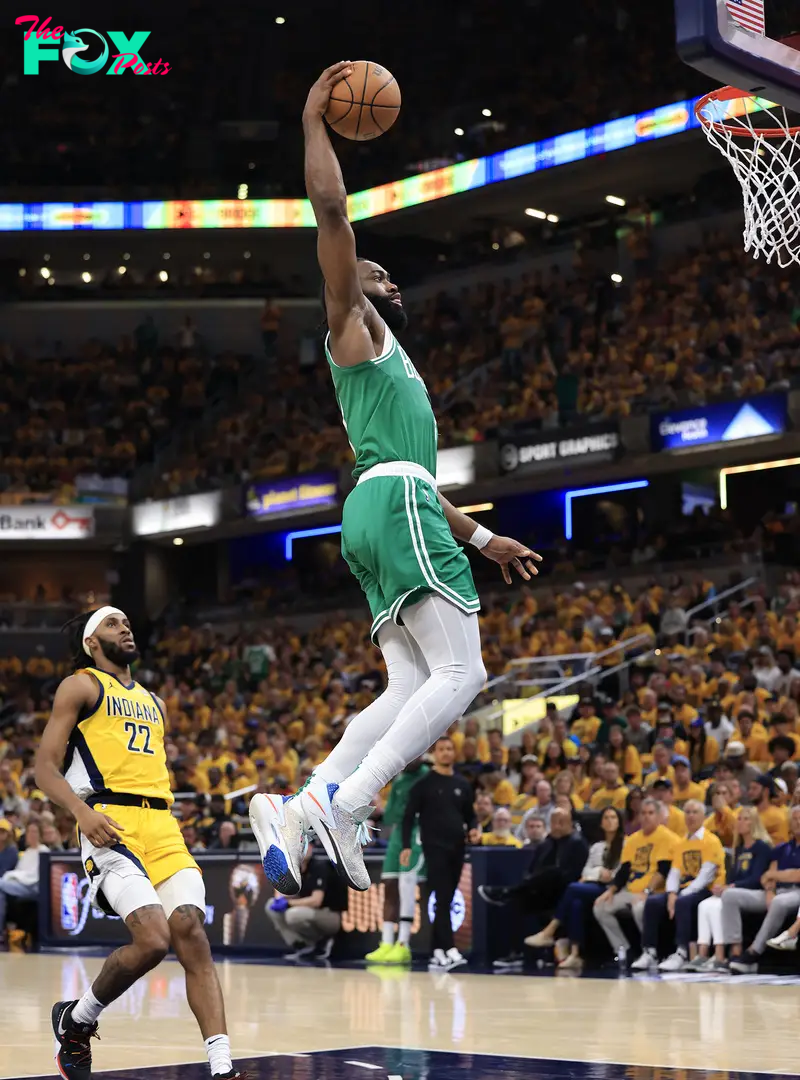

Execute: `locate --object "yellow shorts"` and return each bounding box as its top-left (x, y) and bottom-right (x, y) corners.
top-left (86, 802), bottom-right (198, 887)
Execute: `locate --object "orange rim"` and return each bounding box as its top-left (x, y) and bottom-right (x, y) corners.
top-left (695, 86), bottom-right (800, 138)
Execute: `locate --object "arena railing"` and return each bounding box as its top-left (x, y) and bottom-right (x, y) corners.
top-left (472, 633), bottom-right (656, 744)
top-left (683, 575), bottom-right (761, 642)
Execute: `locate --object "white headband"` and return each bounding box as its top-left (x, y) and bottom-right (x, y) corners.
top-left (83, 606), bottom-right (127, 656)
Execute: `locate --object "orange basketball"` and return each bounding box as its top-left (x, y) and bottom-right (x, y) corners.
top-left (325, 60), bottom-right (401, 141)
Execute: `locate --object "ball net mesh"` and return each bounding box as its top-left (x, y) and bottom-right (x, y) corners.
top-left (696, 88), bottom-right (800, 267)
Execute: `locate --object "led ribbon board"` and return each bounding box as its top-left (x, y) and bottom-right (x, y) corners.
top-left (0, 94), bottom-right (775, 231)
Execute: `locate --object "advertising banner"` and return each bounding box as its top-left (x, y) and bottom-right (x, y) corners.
top-left (0, 504), bottom-right (94, 539)
top-left (245, 474), bottom-right (338, 519)
top-left (45, 853), bottom-right (473, 958)
top-left (436, 445), bottom-right (476, 489)
top-left (651, 393), bottom-right (788, 451)
top-left (131, 492), bottom-right (222, 537)
top-left (76, 474), bottom-right (129, 505)
top-left (499, 422), bottom-right (621, 475)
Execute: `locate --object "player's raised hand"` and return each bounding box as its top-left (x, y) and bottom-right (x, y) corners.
top-left (480, 536), bottom-right (543, 584)
top-left (76, 804), bottom-right (124, 847)
top-left (304, 61), bottom-right (354, 119)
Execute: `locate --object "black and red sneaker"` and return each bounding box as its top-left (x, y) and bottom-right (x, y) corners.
top-left (52, 1000), bottom-right (99, 1080)
top-left (213, 1073), bottom-right (251, 1080)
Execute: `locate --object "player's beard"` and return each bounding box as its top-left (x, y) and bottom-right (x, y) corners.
top-left (96, 635), bottom-right (140, 667)
top-left (371, 292), bottom-right (409, 334)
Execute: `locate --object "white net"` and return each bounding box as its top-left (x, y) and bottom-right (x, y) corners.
top-left (697, 92), bottom-right (800, 267)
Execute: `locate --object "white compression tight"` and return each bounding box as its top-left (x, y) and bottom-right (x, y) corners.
top-left (313, 620), bottom-right (429, 785)
top-left (325, 594), bottom-right (486, 812)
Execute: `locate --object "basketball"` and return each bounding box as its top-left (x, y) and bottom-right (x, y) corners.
top-left (325, 60), bottom-right (401, 141)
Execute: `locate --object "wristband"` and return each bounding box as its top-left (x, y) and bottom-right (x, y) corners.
top-left (468, 524), bottom-right (493, 550)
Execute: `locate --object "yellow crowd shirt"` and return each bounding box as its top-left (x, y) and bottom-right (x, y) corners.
top-left (589, 783), bottom-right (629, 811)
top-left (673, 780), bottom-right (706, 809)
top-left (479, 832), bottom-right (523, 848)
top-left (65, 668), bottom-right (172, 804)
top-left (759, 805), bottom-right (790, 845)
top-left (672, 829), bottom-right (726, 890)
top-left (621, 825), bottom-right (679, 894)
top-left (704, 806), bottom-right (737, 849)
top-left (665, 804), bottom-right (688, 837)
top-left (644, 766), bottom-right (676, 788)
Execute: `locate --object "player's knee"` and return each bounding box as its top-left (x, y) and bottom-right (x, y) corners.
top-left (385, 659), bottom-right (426, 703)
top-left (136, 925), bottom-right (171, 969)
top-left (462, 658), bottom-right (487, 702)
top-left (170, 905), bottom-right (211, 963)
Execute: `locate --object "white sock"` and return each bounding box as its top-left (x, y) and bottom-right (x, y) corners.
top-left (71, 988), bottom-right (106, 1026)
top-left (336, 597), bottom-right (485, 810)
top-left (382, 921), bottom-right (396, 946)
top-left (398, 919), bottom-right (412, 947)
top-left (205, 1034), bottom-right (232, 1077)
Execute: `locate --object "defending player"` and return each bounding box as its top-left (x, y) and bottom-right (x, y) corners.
top-left (365, 757), bottom-right (429, 964)
top-left (35, 607), bottom-right (246, 1080)
top-left (250, 63), bottom-right (541, 896)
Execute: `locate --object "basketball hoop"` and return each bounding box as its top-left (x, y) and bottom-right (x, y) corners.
top-left (696, 86), bottom-right (800, 267)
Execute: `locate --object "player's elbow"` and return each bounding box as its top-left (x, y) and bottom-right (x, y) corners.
top-left (314, 196), bottom-right (348, 224)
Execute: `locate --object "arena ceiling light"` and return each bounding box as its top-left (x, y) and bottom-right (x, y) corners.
top-left (481, 108), bottom-right (492, 117)
top-left (719, 457), bottom-right (800, 510)
top-left (525, 208), bottom-right (547, 219)
top-left (454, 127), bottom-right (465, 136)
top-left (81, 271), bottom-right (92, 283)
top-left (457, 502), bottom-right (494, 514)
top-left (546, 214), bottom-right (559, 223)
top-left (606, 195), bottom-right (627, 206)
top-left (284, 524), bottom-right (342, 561)
top-left (564, 479), bottom-right (649, 541)
top-left (611, 273), bottom-right (623, 283)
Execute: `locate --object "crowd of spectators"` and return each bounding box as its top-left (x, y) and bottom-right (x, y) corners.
top-left (154, 240), bottom-right (800, 496)
top-left (0, 316), bottom-right (243, 498)
top-left (3, 236), bottom-right (798, 501)
top-left (2, 567), bottom-right (800, 967)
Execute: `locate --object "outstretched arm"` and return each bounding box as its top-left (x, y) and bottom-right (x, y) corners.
top-left (438, 494), bottom-right (542, 584)
top-left (303, 63), bottom-right (373, 361)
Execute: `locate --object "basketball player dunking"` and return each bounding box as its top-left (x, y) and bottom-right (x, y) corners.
top-left (250, 63), bottom-right (541, 895)
top-left (35, 607), bottom-right (246, 1080)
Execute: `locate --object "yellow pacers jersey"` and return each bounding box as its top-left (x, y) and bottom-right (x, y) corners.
top-left (673, 829), bottom-right (726, 890)
top-left (64, 668), bottom-right (172, 804)
top-left (622, 825), bottom-right (678, 894)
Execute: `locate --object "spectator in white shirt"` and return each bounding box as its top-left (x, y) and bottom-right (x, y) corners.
top-left (660, 596), bottom-right (688, 638)
top-left (0, 821), bottom-right (48, 942)
top-left (704, 698), bottom-right (734, 750)
top-left (754, 647), bottom-right (784, 693)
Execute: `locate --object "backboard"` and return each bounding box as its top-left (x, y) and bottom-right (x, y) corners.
top-left (675, 0), bottom-right (800, 110)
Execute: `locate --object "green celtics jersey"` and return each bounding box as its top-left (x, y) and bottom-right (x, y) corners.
top-left (325, 325), bottom-right (438, 480)
top-left (382, 764), bottom-right (430, 827)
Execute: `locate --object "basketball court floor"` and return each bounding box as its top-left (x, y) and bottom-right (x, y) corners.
top-left (3, 953), bottom-right (800, 1080)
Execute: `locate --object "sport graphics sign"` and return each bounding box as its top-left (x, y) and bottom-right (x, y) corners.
top-left (499, 422), bottom-right (621, 475)
top-left (0, 504), bottom-right (94, 539)
top-left (651, 393), bottom-right (788, 452)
